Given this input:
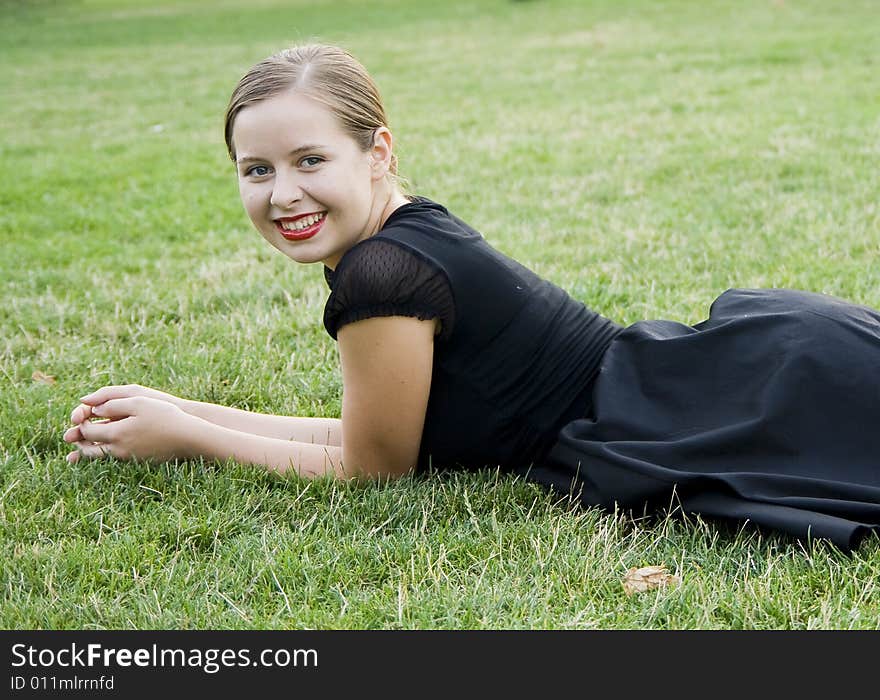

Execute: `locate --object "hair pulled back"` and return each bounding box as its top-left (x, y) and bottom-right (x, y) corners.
top-left (224, 44), bottom-right (398, 177)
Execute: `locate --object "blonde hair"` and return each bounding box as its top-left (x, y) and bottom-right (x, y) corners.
top-left (224, 44), bottom-right (400, 180)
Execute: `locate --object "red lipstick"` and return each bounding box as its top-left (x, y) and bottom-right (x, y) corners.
top-left (274, 212), bottom-right (326, 241)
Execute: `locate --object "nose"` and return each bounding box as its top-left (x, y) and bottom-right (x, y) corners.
top-left (270, 171), bottom-right (304, 209)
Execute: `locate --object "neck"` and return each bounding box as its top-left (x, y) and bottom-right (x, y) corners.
top-left (323, 185), bottom-right (410, 271)
top-left (378, 188), bottom-right (410, 227)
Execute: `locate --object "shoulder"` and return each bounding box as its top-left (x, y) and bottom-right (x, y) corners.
top-left (323, 236), bottom-right (455, 341)
top-left (321, 197), bottom-right (485, 341)
top-left (322, 196), bottom-right (464, 288)
top-left (330, 236), bottom-right (445, 296)
top-left (387, 196), bottom-right (482, 241)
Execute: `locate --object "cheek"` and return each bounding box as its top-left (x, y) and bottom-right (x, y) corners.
top-left (238, 186), bottom-right (264, 217)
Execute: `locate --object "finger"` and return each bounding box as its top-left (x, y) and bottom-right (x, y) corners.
top-left (79, 385), bottom-right (138, 406)
top-left (66, 450), bottom-right (79, 464)
top-left (63, 424), bottom-right (83, 443)
top-left (64, 419), bottom-right (113, 443)
top-left (78, 418), bottom-right (120, 443)
top-left (69, 441), bottom-right (113, 461)
top-left (70, 403), bottom-right (94, 425)
top-left (91, 397), bottom-right (144, 419)
top-left (71, 404), bottom-right (122, 426)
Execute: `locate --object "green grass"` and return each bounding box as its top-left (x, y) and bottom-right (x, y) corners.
top-left (2, 0), bottom-right (879, 629)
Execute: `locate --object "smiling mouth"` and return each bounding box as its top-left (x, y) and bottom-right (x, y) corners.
top-left (274, 212), bottom-right (327, 241)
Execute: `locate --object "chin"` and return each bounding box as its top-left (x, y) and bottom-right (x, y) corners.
top-left (279, 246), bottom-right (328, 266)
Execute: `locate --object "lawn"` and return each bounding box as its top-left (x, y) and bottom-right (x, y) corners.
top-left (1, 0), bottom-right (878, 629)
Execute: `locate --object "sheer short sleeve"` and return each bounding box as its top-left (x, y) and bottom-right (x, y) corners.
top-left (323, 238), bottom-right (455, 341)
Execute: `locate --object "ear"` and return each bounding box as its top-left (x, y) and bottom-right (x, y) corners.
top-left (369, 127), bottom-right (394, 180)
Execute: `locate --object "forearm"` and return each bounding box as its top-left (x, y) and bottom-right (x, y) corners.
top-left (188, 418), bottom-right (348, 479)
top-left (181, 399), bottom-right (341, 445)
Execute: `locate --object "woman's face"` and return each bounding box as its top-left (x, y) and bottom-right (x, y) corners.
top-left (232, 90), bottom-right (388, 269)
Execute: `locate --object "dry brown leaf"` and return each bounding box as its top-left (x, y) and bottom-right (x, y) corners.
top-left (32, 370), bottom-right (56, 386)
top-left (622, 565), bottom-right (681, 596)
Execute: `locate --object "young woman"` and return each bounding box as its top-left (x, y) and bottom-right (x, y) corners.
top-left (64, 44), bottom-right (880, 550)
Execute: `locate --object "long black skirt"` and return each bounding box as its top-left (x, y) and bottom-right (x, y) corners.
top-left (534, 288), bottom-right (880, 550)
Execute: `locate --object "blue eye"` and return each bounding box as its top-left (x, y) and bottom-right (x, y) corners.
top-left (300, 156), bottom-right (324, 168)
top-left (245, 165), bottom-right (271, 177)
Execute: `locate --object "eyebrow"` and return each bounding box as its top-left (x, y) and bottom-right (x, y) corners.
top-left (236, 145), bottom-right (326, 165)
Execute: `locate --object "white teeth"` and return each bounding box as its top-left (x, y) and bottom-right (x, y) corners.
top-left (281, 212), bottom-right (325, 231)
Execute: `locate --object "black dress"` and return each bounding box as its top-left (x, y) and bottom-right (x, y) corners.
top-left (323, 197), bottom-right (880, 550)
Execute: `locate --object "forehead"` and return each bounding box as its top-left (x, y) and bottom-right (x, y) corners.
top-left (232, 90), bottom-right (352, 155)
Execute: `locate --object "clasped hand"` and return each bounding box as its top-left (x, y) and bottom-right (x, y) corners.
top-left (63, 385), bottom-right (198, 464)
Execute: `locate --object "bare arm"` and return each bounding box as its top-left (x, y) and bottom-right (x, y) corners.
top-left (66, 316), bottom-right (434, 479)
top-left (66, 397), bottom-right (345, 476)
top-left (336, 315), bottom-right (435, 478)
top-left (189, 315), bottom-right (436, 478)
top-left (181, 400), bottom-right (342, 446)
top-left (185, 420), bottom-right (345, 477)
top-left (73, 384), bottom-right (341, 446)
